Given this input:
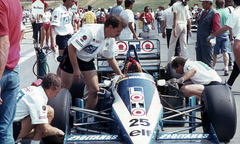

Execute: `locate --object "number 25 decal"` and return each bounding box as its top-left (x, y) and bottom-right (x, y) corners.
top-left (129, 118), bottom-right (150, 127)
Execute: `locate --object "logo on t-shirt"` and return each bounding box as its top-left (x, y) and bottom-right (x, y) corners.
top-left (82, 35), bottom-right (87, 40)
top-left (42, 105), bottom-right (46, 111)
top-left (63, 16), bottom-right (70, 25)
top-left (83, 45), bottom-right (98, 54)
top-left (54, 15), bottom-right (57, 19)
top-left (75, 39), bottom-right (83, 47)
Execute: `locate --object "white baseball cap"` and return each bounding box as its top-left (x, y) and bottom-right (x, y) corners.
top-left (199, 0), bottom-right (213, 2)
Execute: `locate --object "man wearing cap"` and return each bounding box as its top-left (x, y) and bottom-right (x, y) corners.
top-left (196, 0), bottom-right (221, 68)
top-left (83, 5), bottom-right (97, 24)
top-left (50, 0), bottom-right (75, 76)
top-left (110, 0), bottom-right (124, 16)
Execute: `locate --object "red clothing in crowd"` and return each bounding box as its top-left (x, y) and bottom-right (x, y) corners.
top-left (0, 0), bottom-right (22, 71)
top-left (212, 13), bottom-right (221, 33)
top-left (139, 12), bottom-right (153, 24)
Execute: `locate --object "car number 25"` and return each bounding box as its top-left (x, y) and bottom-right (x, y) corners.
top-left (129, 118), bottom-right (150, 127)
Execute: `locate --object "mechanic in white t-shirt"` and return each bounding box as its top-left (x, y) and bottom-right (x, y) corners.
top-left (13, 73), bottom-right (64, 144)
top-left (119, 0), bottom-right (138, 40)
top-left (60, 15), bottom-right (127, 111)
top-left (50, 0), bottom-right (75, 76)
top-left (170, 57), bottom-right (222, 100)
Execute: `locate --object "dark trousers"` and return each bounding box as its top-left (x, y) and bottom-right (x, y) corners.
top-left (31, 21), bottom-right (36, 38)
top-left (227, 61), bottom-right (240, 86)
top-left (33, 23), bottom-right (42, 43)
top-left (166, 28), bottom-right (180, 56)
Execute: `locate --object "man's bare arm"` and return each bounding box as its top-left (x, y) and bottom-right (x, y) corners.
top-left (0, 35), bottom-right (10, 104)
top-left (182, 68), bottom-right (196, 82)
top-left (107, 58), bottom-right (123, 76)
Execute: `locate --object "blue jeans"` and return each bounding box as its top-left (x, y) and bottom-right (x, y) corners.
top-left (0, 65), bottom-right (20, 144)
top-left (157, 20), bottom-right (162, 34)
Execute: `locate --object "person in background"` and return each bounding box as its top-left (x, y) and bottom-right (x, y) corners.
top-left (196, 0), bottom-right (221, 68)
top-left (139, 6), bottom-right (155, 33)
top-left (30, 12), bottom-right (37, 43)
top-left (150, 8), bottom-right (155, 23)
top-left (73, 9), bottom-right (81, 31)
top-left (168, 0), bottom-right (191, 62)
top-left (0, 0), bottom-right (22, 143)
top-left (22, 6), bottom-right (26, 26)
top-left (98, 8), bottom-right (106, 24)
top-left (119, 0), bottom-right (138, 40)
top-left (50, 0), bottom-right (75, 76)
top-left (155, 6), bottom-right (163, 35)
top-left (106, 6), bottom-right (112, 19)
top-left (212, 0), bottom-right (231, 76)
top-left (162, 0), bottom-right (181, 56)
top-left (83, 5), bottom-right (97, 24)
top-left (40, 2), bottom-right (52, 48)
top-left (110, 0), bottom-right (124, 16)
top-left (207, 0), bottom-right (240, 88)
top-left (96, 8), bottom-right (101, 23)
top-left (20, 22), bottom-right (25, 43)
top-left (225, 0), bottom-right (235, 70)
top-left (13, 73), bottom-right (64, 144)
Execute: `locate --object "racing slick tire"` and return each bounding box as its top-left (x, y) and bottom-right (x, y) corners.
top-left (42, 88), bottom-right (72, 144)
top-left (165, 62), bottom-right (182, 80)
top-left (201, 85), bottom-right (237, 142)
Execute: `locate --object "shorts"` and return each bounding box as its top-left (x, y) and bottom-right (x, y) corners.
top-left (56, 35), bottom-right (72, 50)
top-left (60, 49), bottom-right (95, 73)
top-left (13, 121), bottom-right (21, 141)
top-left (214, 33), bottom-right (229, 55)
top-left (41, 23), bottom-right (50, 31)
top-left (74, 19), bottom-right (80, 24)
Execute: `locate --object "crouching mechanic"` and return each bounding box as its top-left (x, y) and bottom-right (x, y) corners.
top-left (170, 56), bottom-right (222, 100)
top-left (13, 73), bottom-right (64, 144)
top-left (60, 15), bottom-right (127, 111)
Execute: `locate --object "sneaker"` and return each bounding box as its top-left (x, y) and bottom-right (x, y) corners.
top-left (224, 70), bottom-right (229, 76)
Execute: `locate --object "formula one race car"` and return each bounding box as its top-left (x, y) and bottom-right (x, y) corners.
top-left (43, 39), bottom-right (236, 144)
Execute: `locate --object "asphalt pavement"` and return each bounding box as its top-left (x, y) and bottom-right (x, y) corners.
top-left (18, 20), bottom-right (240, 144)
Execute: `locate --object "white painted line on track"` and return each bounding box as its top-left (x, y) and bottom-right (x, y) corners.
top-left (18, 51), bottom-right (36, 64)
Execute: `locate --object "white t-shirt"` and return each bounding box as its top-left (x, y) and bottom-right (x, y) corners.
top-left (172, 1), bottom-right (189, 25)
top-left (51, 4), bottom-right (74, 36)
top-left (14, 86), bottom-right (48, 124)
top-left (225, 6), bottom-right (240, 40)
top-left (156, 10), bottom-right (163, 19)
top-left (119, 9), bottom-right (134, 40)
top-left (73, 12), bottom-right (80, 21)
top-left (184, 60), bottom-right (222, 85)
top-left (42, 11), bottom-right (51, 23)
top-left (162, 7), bottom-right (173, 29)
top-left (68, 24), bottom-right (117, 62)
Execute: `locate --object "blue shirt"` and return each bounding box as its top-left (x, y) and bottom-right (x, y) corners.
top-left (110, 5), bottom-right (123, 16)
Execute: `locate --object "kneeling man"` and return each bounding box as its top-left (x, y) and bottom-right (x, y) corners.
top-left (13, 73), bottom-right (64, 144)
top-left (170, 56), bottom-right (222, 100)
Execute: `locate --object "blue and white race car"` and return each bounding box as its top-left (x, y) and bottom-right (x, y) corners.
top-left (43, 39), bottom-right (236, 144)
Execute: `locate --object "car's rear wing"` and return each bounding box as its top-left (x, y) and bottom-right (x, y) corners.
top-left (97, 39), bottom-right (161, 76)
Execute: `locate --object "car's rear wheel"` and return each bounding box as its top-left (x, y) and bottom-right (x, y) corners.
top-left (201, 85), bottom-right (236, 142)
top-left (42, 88), bottom-right (71, 144)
